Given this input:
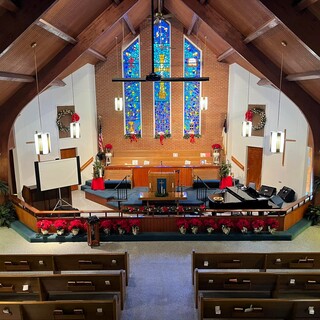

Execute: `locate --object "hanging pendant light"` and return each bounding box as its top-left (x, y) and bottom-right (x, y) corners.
top-left (200, 36), bottom-right (208, 111)
top-left (242, 73), bottom-right (252, 137)
top-left (32, 42), bottom-right (51, 155)
top-left (270, 41), bottom-right (286, 153)
top-left (114, 36), bottom-right (123, 111)
top-left (70, 74), bottom-right (81, 138)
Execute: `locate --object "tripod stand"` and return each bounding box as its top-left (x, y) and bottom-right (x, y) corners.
top-left (53, 188), bottom-right (73, 211)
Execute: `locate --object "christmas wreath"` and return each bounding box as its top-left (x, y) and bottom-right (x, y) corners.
top-left (56, 109), bottom-right (74, 132)
top-left (250, 108), bottom-right (266, 131)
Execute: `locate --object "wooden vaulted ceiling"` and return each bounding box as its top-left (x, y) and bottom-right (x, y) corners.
top-left (0, 0), bottom-right (319, 148)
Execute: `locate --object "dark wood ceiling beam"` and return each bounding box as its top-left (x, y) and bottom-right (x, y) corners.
top-left (123, 14), bottom-right (136, 35)
top-left (295, 0), bottom-right (319, 11)
top-left (260, 0), bottom-right (320, 58)
top-left (286, 70), bottom-right (320, 81)
top-left (36, 19), bottom-right (77, 44)
top-left (182, 0), bottom-right (320, 152)
top-left (0, 71), bottom-right (34, 82)
top-left (217, 48), bottom-right (235, 62)
top-left (50, 79), bottom-right (66, 87)
top-left (0, 0), bottom-right (57, 57)
top-left (243, 18), bottom-right (279, 44)
top-left (0, 0), bottom-right (18, 12)
top-left (187, 13), bottom-right (199, 35)
top-left (87, 48), bottom-right (107, 62)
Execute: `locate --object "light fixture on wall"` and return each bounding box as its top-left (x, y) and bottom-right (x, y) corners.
top-left (70, 74), bottom-right (80, 138)
top-left (242, 72), bottom-right (252, 137)
top-left (200, 36), bottom-right (208, 111)
top-left (114, 36), bottom-right (123, 111)
top-left (32, 42), bottom-right (51, 155)
top-left (270, 41), bottom-right (286, 153)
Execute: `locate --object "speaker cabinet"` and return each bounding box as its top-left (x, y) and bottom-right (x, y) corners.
top-left (277, 186), bottom-right (295, 202)
top-left (258, 185), bottom-right (277, 198)
top-left (270, 195), bottom-right (284, 208)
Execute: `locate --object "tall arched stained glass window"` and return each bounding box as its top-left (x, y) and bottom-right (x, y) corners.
top-left (183, 36), bottom-right (202, 137)
top-left (123, 36), bottom-right (142, 137)
top-left (153, 20), bottom-right (171, 137)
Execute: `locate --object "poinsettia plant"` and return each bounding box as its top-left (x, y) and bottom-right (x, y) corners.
top-left (105, 144), bottom-right (113, 152)
top-left (53, 219), bottom-right (68, 230)
top-left (236, 219), bottom-right (251, 231)
top-left (203, 219), bottom-right (218, 229)
top-left (251, 219), bottom-right (265, 229)
top-left (218, 218), bottom-right (233, 228)
top-left (113, 219), bottom-right (131, 233)
top-left (100, 219), bottom-right (113, 230)
top-left (266, 218), bottom-right (279, 229)
top-left (176, 218), bottom-right (189, 229)
top-left (36, 219), bottom-right (52, 231)
top-left (68, 219), bottom-right (85, 231)
top-left (189, 218), bottom-right (202, 227)
top-left (212, 143), bottom-right (222, 150)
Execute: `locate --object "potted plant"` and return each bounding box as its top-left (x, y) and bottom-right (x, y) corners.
top-left (189, 218), bottom-right (202, 234)
top-left (105, 143), bottom-right (113, 165)
top-left (203, 219), bottom-right (217, 234)
top-left (212, 143), bottom-right (222, 165)
top-left (176, 218), bottom-right (189, 234)
top-left (0, 201), bottom-right (17, 228)
top-left (236, 219), bottom-right (251, 234)
top-left (129, 219), bottom-right (141, 235)
top-left (92, 160), bottom-right (104, 179)
top-left (265, 218), bottom-right (279, 234)
top-left (100, 219), bottom-right (113, 235)
top-left (305, 204), bottom-right (320, 225)
top-left (53, 219), bottom-right (68, 235)
top-left (218, 218), bottom-right (233, 235)
top-left (251, 219), bottom-right (265, 233)
top-left (36, 219), bottom-right (52, 235)
top-left (114, 219), bottom-right (130, 235)
top-left (219, 161), bottom-right (232, 189)
top-left (68, 219), bottom-right (85, 236)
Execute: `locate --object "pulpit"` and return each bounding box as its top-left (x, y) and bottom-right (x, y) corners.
top-left (148, 171), bottom-right (175, 193)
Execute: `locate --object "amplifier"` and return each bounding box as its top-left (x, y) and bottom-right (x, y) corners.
top-left (258, 185), bottom-right (277, 198)
top-left (270, 195), bottom-right (283, 208)
top-left (277, 186), bottom-right (295, 202)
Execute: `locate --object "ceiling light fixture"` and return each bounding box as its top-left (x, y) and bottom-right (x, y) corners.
top-left (32, 42), bottom-right (51, 155)
top-left (270, 41), bottom-right (286, 153)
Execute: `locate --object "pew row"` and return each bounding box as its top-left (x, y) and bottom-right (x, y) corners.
top-left (198, 297), bottom-right (320, 320)
top-left (0, 252), bottom-right (130, 286)
top-left (0, 272), bottom-right (126, 310)
top-left (192, 250), bottom-right (320, 284)
top-left (0, 298), bottom-right (120, 320)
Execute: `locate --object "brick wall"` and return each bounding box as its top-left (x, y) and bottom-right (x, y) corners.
top-left (95, 19), bottom-right (228, 155)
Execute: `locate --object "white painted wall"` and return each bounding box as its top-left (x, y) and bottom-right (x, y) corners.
top-left (227, 64), bottom-right (309, 198)
top-left (13, 64), bottom-right (98, 196)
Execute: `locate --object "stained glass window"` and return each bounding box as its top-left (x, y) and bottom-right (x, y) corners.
top-left (123, 36), bottom-right (142, 137)
top-left (183, 36), bottom-right (202, 137)
top-left (153, 20), bottom-right (171, 137)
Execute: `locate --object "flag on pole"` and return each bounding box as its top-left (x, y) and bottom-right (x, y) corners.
top-left (98, 119), bottom-right (104, 152)
top-left (222, 116), bottom-right (228, 154)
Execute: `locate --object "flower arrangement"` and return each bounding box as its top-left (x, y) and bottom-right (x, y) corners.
top-left (177, 205), bottom-right (184, 214)
top-left (189, 218), bottom-right (202, 234)
top-left (212, 143), bottom-right (222, 150)
top-left (36, 219), bottom-right (52, 231)
top-left (236, 219), bottom-right (251, 233)
top-left (71, 113), bottom-right (80, 122)
top-left (68, 219), bottom-right (85, 232)
top-left (128, 219), bottom-right (141, 228)
top-left (266, 218), bottom-right (279, 234)
top-left (113, 219), bottom-right (131, 234)
top-left (218, 218), bottom-right (233, 235)
top-left (251, 219), bottom-right (265, 233)
top-left (176, 218), bottom-right (189, 234)
top-left (53, 219), bottom-right (68, 230)
top-left (100, 219), bottom-right (113, 230)
top-left (203, 219), bottom-right (217, 234)
top-left (105, 144), bottom-right (113, 152)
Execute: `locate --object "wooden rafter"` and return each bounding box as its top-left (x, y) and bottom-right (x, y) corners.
top-left (87, 48), bottom-right (107, 62)
top-left (0, 0), bottom-right (57, 57)
top-left (123, 14), bottom-right (136, 35)
top-left (0, 71), bottom-right (34, 83)
top-left (183, 0), bottom-right (320, 151)
top-left (217, 48), bottom-right (235, 62)
top-left (243, 18), bottom-right (279, 44)
top-left (294, 0), bottom-right (319, 11)
top-left (36, 19), bottom-right (77, 44)
top-left (286, 70), bottom-right (320, 81)
top-left (260, 0), bottom-right (320, 58)
top-left (187, 13), bottom-right (199, 36)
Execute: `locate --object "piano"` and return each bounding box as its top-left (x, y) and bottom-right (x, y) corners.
top-left (208, 186), bottom-right (273, 210)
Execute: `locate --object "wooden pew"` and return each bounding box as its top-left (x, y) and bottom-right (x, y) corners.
top-left (198, 296), bottom-right (295, 320)
top-left (0, 252), bottom-right (130, 286)
top-left (0, 272), bottom-right (126, 310)
top-left (0, 298), bottom-right (120, 320)
top-left (194, 270), bottom-right (278, 308)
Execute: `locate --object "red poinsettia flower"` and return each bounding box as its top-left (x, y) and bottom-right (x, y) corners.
top-left (189, 218), bottom-right (202, 227)
top-left (212, 143), bottom-right (222, 150)
top-left (176, 218), bottom-right (189, 229)
top-left (100, 219), bottom-right (113, 230)
top-left (236, 219), bottom-right (251, 231)
top-left (53, 219), bottom-right (68, 230)
top-left (36, 219), bottom-right (52, 230)
top-left (266, 218), bottom-right (279, 229)
top-left (68, 219), bottom-right (85, 231)
top-left (251, 219), bottom-right (265, 229)
top-left (203, 219), bottom-right (217, 229)
top-left (71, 113), bottom-right (80, 122)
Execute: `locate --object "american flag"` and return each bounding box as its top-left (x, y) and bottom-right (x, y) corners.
top-left (222, 116), bottom-right (227, 153)
top-left (98, 121), bottom-right (104, 152)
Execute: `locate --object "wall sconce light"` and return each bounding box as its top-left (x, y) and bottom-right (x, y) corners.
top-left (200, 96), bottom-right (208, 111)
top-left (31, 42), bottom-right (51, 155)
top-left (270, 41), bottom-right (286, 153)
top-left (114, 96), bottom-right (123, 111)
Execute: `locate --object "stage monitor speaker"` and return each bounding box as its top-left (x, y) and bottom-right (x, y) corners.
top-left (270, 195), bottom-right (283, 208)
top-left (258, 185), bottom-right (277, 198)
top-left (277, 186), bottom-right (295, 202)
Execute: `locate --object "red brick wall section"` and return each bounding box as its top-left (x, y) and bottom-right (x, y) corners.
top-left (95, 19), bottom-right (228, 155)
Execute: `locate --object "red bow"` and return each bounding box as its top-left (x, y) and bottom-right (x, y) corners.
top-left (71, 113), bottom-right (80, 122)
top-left (130, 134), bottom-right (138, 143)
top-left (159, 134), bottom-right (165, 145)
top-left (190, 133), bottom-right (195, 143)
top-left (245, 110), bottom-right (253, 121)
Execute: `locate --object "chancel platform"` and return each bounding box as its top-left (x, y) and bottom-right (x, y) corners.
top-left (139, 191), bottom-right (187, 207)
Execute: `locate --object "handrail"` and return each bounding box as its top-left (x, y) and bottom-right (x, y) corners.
top-left (195, 176), bottom-right (210, 189)
top-left (80, 156), bottom-right (94, 172)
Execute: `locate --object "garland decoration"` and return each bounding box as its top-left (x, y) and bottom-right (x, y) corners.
top-left (56, 109), bottom-right (74, 132)
top-left (250, 108), bottom-right (266, 131)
